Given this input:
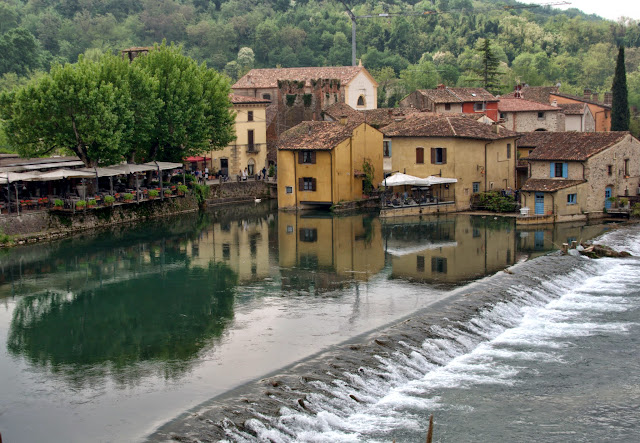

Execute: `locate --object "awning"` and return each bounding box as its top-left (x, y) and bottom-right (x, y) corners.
top-left (78, 167), bottom-right (125, 178)
top-left (0, 171), bottom-right (44, 183)
top-left (143, 161), bottom-right (184, 171)
top-left (185, 156), bottom-right (210, 162)
top-left (380, 173), bottom-right (457, 187)
top-left (31, 169), bottom-right (96, 181)
top-left (105, 164), bottom-right (157, 174)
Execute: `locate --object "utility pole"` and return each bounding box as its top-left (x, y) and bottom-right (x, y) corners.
top-left (336, 1), bottom-right (571, 67)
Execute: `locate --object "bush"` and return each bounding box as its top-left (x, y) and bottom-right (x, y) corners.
top-left (76, 200), bottom-right (86, 208)
top-left (88, 199), bottom-right (97, 206)
top-left (148, 189), bottom-right (159, 198)
top-left (123, 193), bottom-right (134, 201)
top-left (177, 184), bottom-right (188, 194)
top-left (54, 199), bottom-right (64, 207)
top-left (104, 195), bottom-right (115, 205)
top-left (192, 183), bottom-right (210, 207)
top-left (268, 165), bottom-right (275, 177)
top-left (632, 203), bottom-right (640, 217)
top-left (473, 191), bottom-right (517, 213)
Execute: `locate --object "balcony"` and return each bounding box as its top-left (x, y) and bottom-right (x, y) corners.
top-left (243, 143), bottom-right (265, 154)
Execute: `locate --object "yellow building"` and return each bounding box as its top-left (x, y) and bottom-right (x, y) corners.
top-left (277, 121), bottom-right (384, 209)
top-left (200, 94), bottom-right (270, 179)
top-left (383, 113), bottom-right (518, 211)
top-left (278, 212), bottom-right (385, 292)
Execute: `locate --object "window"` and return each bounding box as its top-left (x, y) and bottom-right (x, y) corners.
top-left (299, 228), bottom-right (318, 242)
top-left (624, 159), bottom-right (630, 177)
top-left (417, 255), bottom-right (425, 272)
top-left (537, 112), bottom-right (545, 119)
top-left (299, 177), bottom-right (316, 191)
top-left (416, 147), bottom-right (424, 164)
top-left (286, 225), bottom-right (294, 233)
top-left (357, 95), bottom-right (366, 107)
top-left (474, 102), bottom-right (485, 112)
top-left (473, 228), bottom-right (481, 238)
top-left (567, 193), bottom-right (577, 205)
top-left (383, 140), bottom-right (392, 157)
top-left (444, 103), bottom-right (451, 111)
top-left (222, 243), bottom-right (230, 260)
top-left (262, 93), bottom-right (271, 100)
top-left (500, 112), bottom-right (506, 119)
top-left (507, 143), bottom-right (511, 159)
top-left (247, 129), bottom-right (255, 151)
top-left (551, 162), bottom-right (568, 178)
top-left (298, 150), bottom-right (315, 164)
top-left (286, 186), bottom-right (293, 194)
top-left (472, 182), bottom-right (480, 193)
top-left (431, 147), bottom-right (446, 165)
top-left (247, 111), bottom-right (254, 121)
top-left (431, 257), bottom-right (448, 273)
top-left (608, 164), bottom-right (613, 176)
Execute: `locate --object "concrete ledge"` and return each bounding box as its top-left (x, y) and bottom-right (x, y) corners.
top-left (380, 202), bottom-right (456, 218)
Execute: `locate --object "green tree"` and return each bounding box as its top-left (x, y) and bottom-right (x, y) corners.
top-left (133, 42), bottom-right (235, 163)
top-left (474, 38), bottom-right (501, 93)
top-left (611, 45), bottom-right (630, 131)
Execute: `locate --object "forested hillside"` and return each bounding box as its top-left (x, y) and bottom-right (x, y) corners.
top-left (1, 0), bottom-right (640, 110)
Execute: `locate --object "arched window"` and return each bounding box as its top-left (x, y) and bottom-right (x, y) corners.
top-left (357, 95), bottom-right (365, 107)
top-left (247, 158), bottom-right (255, 176)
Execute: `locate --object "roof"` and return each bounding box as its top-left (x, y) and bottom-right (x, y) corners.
top-left (383, 113), bottom-right (517, 140)
top-left (322, 103), bottom-right (420, 129)
top-left (228, 93), bottom-right (271, 105)
top-left (233, 66), bottom-right (373, 89)
top-left (558, 103), bottom-right (587, 115)
top-left (521, 179), bottom-right (586, 192)
top-left (517, 131), bottom-right (555, 148)
top-left (277, 121), bottom-right (361, 151)
top-left (498, 98), bottom-right (559, 112)
top-left (519, 86), bottom-right (559, 104)
top-left (525, 132), bottom-right (630, 161)
top-left (416, 87), bottom-right (498, 104)
top-left (550, 91), bottom-right (611, 109)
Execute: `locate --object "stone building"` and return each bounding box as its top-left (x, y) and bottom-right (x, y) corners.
top-left (399, 85), bottom-right (499, 121)
top-left (558, 103), bottom-right (595, 132)
top-left (520, 132), bottom-right (640, 222)
top-left (497, 97), bottom-right (564, 132)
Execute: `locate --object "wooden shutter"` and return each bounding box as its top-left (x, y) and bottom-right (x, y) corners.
top-left (312, 178), bottom-right (317, 191)
top-left (298, 178), bottom-right (304, 191)
top-left (550, 163), bottom-right (555, 178)
top-left (441, 148), bottom-right (447, 164)
top-left (416, 147), bottom-right (424, 164)
top-left (562, 163), bottom-right (568, 178)
top-left (430, 147), bottom-right (436, 164)
top-left (298, 152), bottom-right (304, 164)
top-left (311, 151), bottom-right (316, 164)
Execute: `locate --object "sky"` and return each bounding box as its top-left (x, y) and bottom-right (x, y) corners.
top-left (548, 0), bottom-right (640, 21)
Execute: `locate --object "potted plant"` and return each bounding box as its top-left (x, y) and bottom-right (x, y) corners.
top-left (87, 199), bottom-right (97, 208)
top-left (104, 195), bottom-right (115, 206)
top-left (54, 199), bottom-right (64, 209)
top-left (123, 193), bottom-right (134, 202)
top-left (164, 189), bottom-right (172, 196)
top-left (177, 184), bottom-right (188, 196)
top-left (76, 200), bottom-right (87, 210)
top-left (619, 197), bottom-right (629, 209)
top-left (148, 189), bottom-right (159, 199)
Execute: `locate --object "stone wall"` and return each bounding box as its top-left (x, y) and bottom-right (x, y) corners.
top-left (0, 196), bottom-right (198, 243)
top-left (208, 179), bottom-right (275, 201)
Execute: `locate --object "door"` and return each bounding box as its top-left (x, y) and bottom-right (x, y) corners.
top-left (220, 158), bottom-right (228, 177)
top-left (535, 192), bottom-right (545, 215)
top-left (605, 187), bottom-right (612, 209)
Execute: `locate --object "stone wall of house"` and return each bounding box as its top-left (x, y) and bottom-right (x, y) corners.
top-left (0, 196), bottom-right (198, 242)
top-left (208, 180), bottom-right (275, 201)
top-left (530, 160), bottom-right (584, 181)
top-left (504, 110), bottom-right (563, 132)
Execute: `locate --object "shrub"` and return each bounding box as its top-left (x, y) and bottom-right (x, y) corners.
top-left (177, 184), bottom-right (188, 194)
top-left (104, 195), bottom-right (115, 205)
top-left (148, 189), bottom-right (159, 198)
top-left (632, 203), bottom-right (640, 217)
top-left (76, 200), bottom-right (86, 208)
top-left (268, 165), bottom-right (275, 177)
top-left (88, 199), bottom-right (97, 206)
top-left (164, 189), bottom-right (172, 196)
top-left (54, 199), bottom-right (64, 207)
top-left (473, 191), bottom-right (517, 213)
top-left (192, 183), bottom-right (210, 207)
top-left (123, 193), bottom-right (134, 201)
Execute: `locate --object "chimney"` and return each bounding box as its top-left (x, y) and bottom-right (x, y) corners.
top-left (583, 88), bottom-right (591, 101)
top-left (592, 92), bottom-right (599, 102)
top-left (551, 99), bottom-right (558, 107)
top-left (604, 92), bottom-right (612, 106)
top-left (339, 115), bottom-right (348, 125)
top-left (437, 84), bottom-right (446, 90)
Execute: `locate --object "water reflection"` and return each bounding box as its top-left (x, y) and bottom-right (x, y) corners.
top-left (278, 212), bottom-right (385, 294)
top-left (384, 215), bottom-right (518, 286)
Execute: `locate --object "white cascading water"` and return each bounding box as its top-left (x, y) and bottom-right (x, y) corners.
top-left (224, 230), bottom-right (640, 442)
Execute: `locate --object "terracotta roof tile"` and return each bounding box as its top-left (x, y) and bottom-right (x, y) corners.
top-left (233, 66), bottom-right (372, 89)
top-left (525, 132), bottom-right (629, 161)
top-left (228, 93), bottom-right (271, 105)
top-left (550, 91), bottom-right (611, 109)
top-left (558, 103), bottom-right (586, 115)
top-left (521, 179), bottom-right (586, 192)
top-left (519, 86), bottom-right (559, 104)
top-left (322, 103), bottom-right (421, 129)
top-left (517, 131), bottom-right (555, 148)
top-left (383, 112), bottom-right (517, 140)
top-left (277, 121), bottom-right (361, 151)
top-left (416, 87), bottom-right (498, 104)
top-left (498, 98), bottom-right (559, 112)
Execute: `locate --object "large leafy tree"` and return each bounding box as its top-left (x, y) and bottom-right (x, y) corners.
top-left (0, 55), bottom-right (132, 166)
top-left (611, 45), bottom-right (630, 131)
top-left (133, 42), bottom-right (235, 163)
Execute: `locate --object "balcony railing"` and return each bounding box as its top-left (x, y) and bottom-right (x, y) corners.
top-left (235, 143), bottom-right (265, 154)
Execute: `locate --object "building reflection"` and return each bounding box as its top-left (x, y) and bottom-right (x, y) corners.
top-left (517, 222), bottom-right (609, 258)
top-left (278, 212), bottom-right (385, 294)
top-left (384, 215), bottom-right (517, 286)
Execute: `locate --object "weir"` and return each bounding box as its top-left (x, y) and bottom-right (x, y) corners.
top-left (148, 231), bottom-right (640, 443)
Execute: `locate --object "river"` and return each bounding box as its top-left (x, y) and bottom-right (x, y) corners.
top-left (0, 203), bottom-right (635, 442)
